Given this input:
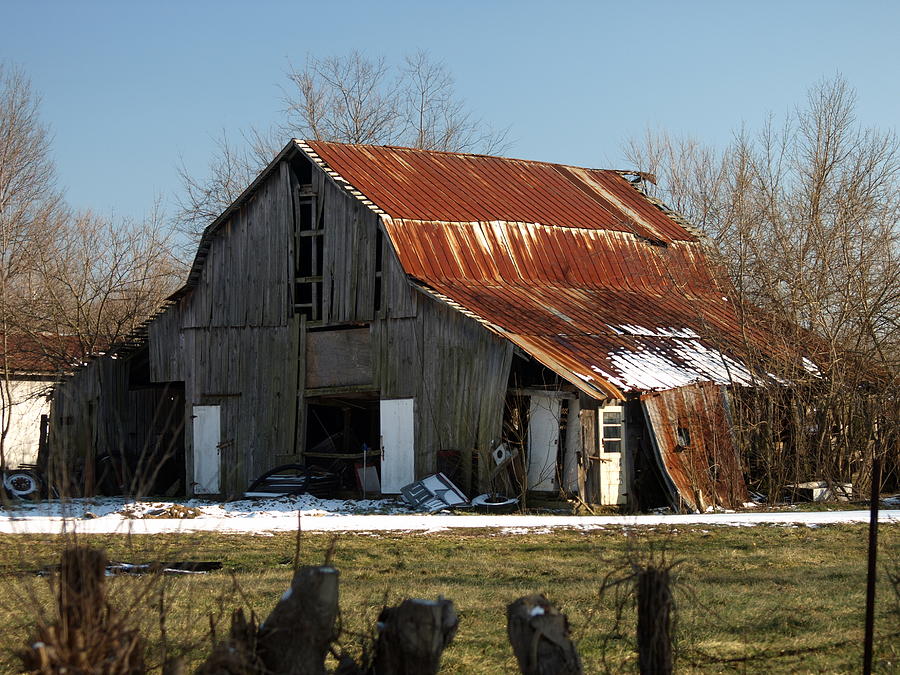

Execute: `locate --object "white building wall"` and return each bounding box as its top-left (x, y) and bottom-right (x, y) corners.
top-left (1, 379), bottom-right (52, 467)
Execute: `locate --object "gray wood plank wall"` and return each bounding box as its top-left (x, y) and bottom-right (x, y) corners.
top-left (149, 161), bottom-right (299, 496)
top-left (373, 295), bottom-right (513, 484)
top-left (53, 147), bottom-right (517, 497)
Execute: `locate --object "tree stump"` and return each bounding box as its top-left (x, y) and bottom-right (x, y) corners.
top-left (636, 566), bottom-right (673, 675)
top-left (19, 546), bottom-right (145, 675)
top-left (256, 565), bottom-right (340, 675)
top-left (372, 597), bottom-right (458, 675)
top-left (507, 594), bottom-right (582, 675)
top-left (58, 546), bottom-right (107, 634)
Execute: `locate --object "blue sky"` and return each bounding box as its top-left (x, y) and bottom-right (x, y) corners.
top-left (3, 0), bottom-right (899, 224)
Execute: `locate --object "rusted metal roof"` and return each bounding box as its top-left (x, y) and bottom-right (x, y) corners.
top-left (0, 333), bottom-right (87, 375)
top-left (297, 141), bottom-right (787, 398)
top-left (303, 141), bottom-right (691, 244)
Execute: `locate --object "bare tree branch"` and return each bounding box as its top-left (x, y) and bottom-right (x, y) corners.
top-left (175, 50), bottom-right (511, 240)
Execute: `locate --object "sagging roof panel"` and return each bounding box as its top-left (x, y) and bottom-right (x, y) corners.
top-left (642, 383), bottom-right (749, 511)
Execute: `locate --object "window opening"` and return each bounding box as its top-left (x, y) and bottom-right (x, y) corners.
top-left (294, 190), bottom-right (323, 322)
top-left (374, 228), bottom-right (383, 314)
top-left (602, 409), bottom-right (622, 453)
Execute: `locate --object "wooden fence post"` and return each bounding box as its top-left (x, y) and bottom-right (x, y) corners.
top-left (19, 546), bottom-right (145, 675)
top-left (371, 597), bottom-right (458, 675)
top-left (507, 594), bottom-right (583, 675)
top-left (256, 565), bottom-right (340, 675)
top-left (636, 566), bottom-right (673, 675)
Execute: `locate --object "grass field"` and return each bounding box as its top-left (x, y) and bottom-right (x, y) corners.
top-left (0, 523), bottom-right (897, 673)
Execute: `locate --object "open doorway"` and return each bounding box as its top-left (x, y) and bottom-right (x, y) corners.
top-left (304, 393), bottom-right (380, 493)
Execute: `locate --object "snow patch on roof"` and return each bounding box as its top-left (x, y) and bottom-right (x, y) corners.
top-left (605, 339), bottom-right (757, 391)
top-left (802, 357), bottom-right (822, 375)
top-left (609, 325), bottom-right (700, 339)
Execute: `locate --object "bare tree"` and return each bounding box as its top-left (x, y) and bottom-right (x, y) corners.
top-left (176, 50), bottom-right (510, 240)
top-left (174, 131), bottom-right (266, 245)
top-left (625, 76), bottom-right (900, 494)
top-left (16, 207), bottom-right (181, 356)
top-left (0, 65), bottom-right (182, 468)
top-left (285, 51), bottom-right (403, 146)
top-left (401, 50), bottom-right (509, 154)
top-left (0, 64), bottom-right (65, 467)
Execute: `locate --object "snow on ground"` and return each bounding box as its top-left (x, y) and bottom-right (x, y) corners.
top-left (0, 495), bottom-right (898, 535)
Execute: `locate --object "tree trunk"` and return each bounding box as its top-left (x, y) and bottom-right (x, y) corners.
top-left (636, 566), bottom-right (673, 675)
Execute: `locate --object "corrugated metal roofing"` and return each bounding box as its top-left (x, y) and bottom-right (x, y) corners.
top-left (303, 141), bottom-right (692, 244)
top-left (297, 141), bottom-right (782, 398)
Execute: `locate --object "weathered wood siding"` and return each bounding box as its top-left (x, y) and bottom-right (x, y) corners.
top-left (182, 167), bottom-right (292, 330)
top-left (56, 146), bottom-right (516, 498)
top-left (146, 162), bottom-right (300, 496)
top-left (373, 296), bottom-right (513, 483)
top-left (49, 357), bottom-right (129, 495)
top-left (320, 174), bottom-right (376, 323)
top-left (311, 159), bottom-right (512, 486)
top-left (380, 233), bottom-right (418, 319)
top-left (148, 300), bottom-right (185, 381)
top-left (301, 164), bottom-right (416, 325)
top-left (179, 323), bottom-right (299, 495)
top-left (305, 328), bottom-right (372, 389)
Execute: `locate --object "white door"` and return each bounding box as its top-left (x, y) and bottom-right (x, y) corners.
top-left (527, 395), bottom-right (560, 491)
top-left (193, 405), bottom-right (221, 494)
top-left (380, 398), bottom-right (415, 493)
top-left (599, 405), bottom-right (628, 505)
top-left (562, 397), bottom-right (581, 494)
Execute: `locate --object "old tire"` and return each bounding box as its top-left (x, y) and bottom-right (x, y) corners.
top-left (3, 471), bottom-right (41, 499)
top-left (471, 493), bottom-right (518, 512)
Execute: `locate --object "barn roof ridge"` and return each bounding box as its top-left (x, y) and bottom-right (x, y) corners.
top-left (299, 138), bottom-right (618, 173)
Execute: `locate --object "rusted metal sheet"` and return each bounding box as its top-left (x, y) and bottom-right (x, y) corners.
top-left (641, 383), bottom-right (748, 511)
top-left (296, 141), bottom-right (786, 398)
top-left (382, 220), bottom-right (776, 398)
top-left (0, 333), bottom-right (88, 375)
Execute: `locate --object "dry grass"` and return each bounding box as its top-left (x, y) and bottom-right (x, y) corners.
top-left (0, 523), bottom-right (897, 673)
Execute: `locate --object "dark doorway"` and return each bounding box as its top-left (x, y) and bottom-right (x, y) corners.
top-left (304, 394), bottom-right (380, 491)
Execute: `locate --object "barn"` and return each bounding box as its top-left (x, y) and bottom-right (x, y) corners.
top-left (50, 140), bottom-right (792, 509)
